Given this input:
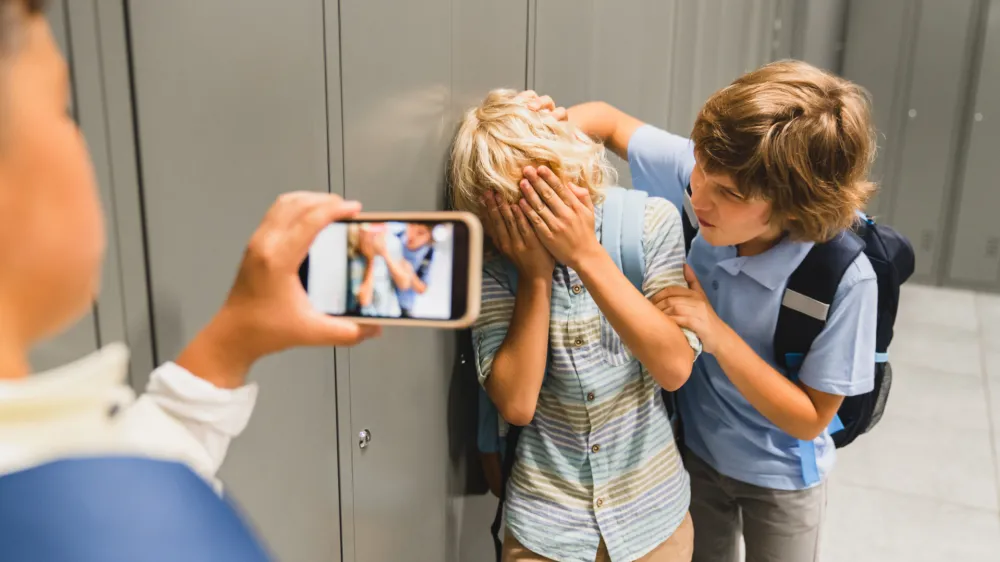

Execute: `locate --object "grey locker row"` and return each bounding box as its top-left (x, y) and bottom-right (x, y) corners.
top-left (842, 0), bottom-right (1000, 290)
top-left (39, 1), bottom-right (997, 561)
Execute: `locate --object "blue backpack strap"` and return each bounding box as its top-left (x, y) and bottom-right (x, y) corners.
top-left (601, 187), bottom-right (627, 274)
top-left (501, 259), bottom-right (519, 295)
top-left (600, 186), bottom-right (646, 292)
top-left (0, 457), bottom-right (272, 562)
top-left (477, 384), bottom-right (502, 454)
top-left (775, 230), bottom-right (864, 485)
top-left (619, 188), bottom-right (648, 291)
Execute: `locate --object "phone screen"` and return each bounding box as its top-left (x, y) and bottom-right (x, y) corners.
top-left (300, 219), bottom-right (470, 321)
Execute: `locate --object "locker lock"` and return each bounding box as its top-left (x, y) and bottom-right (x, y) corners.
top-left (358, 429), bottom-right (372, 450)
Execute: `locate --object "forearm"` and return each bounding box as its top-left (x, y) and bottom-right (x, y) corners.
top-left (412, 275), bottom-right (428, 294)
top-left (486, 277), bottom-right (552, 426)
top-left (383, 256), bottom-right (413, 290)
top-left (713, 324), bottom-right (831, 440)
top-left (566, 101), bottom-right (642, 161)
top-left (358, 262), bottom-right (375, 306)
top-left (575, 252), bottom-right (693, 390)
top-left (176, 310), bottom-right (255, 389)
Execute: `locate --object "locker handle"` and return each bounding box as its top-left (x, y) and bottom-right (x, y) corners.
top-left (359, 429), bottom-right (372, 450)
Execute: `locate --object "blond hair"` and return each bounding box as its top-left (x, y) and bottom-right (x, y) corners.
top-left (449, 89), bottom-right (616, 215)
top-left (692, 60), bottom-right (877, 242)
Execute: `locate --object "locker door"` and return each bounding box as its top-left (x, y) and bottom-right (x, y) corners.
top-left (840, 0), bottom-right (916, 218)
top-left (668, 0), bottom-right (778, 138)
top-left (948, 0), bottom-right (1000, 287)
top-left (886, 0), bottom-right (979, 281)
top-left (335, 1), bottom-right (525, 560)
top-left (30, 0), bottom-right (101, 371)
top-left (533, 0), bottom-right (681, 187)
top-left (127, 2), bottom-right (342, 561)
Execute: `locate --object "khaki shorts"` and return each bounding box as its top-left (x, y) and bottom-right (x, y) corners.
top-left (502, 512), bottom-right (694, 562)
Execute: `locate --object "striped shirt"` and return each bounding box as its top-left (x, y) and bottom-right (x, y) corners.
top-left (473, 196), bottom-right (701, 562)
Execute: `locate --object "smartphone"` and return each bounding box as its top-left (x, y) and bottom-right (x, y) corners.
top-left (299, 212), bottom-right (482, 328)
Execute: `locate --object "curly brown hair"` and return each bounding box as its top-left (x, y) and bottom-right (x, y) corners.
top-left (691, 60), bottom-right (877, 242)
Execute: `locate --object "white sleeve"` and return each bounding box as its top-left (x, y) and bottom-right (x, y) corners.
top-left (113, 363), bottom-right (258, 490)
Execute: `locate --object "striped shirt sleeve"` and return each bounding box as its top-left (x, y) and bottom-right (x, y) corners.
top-left (641, 197), bottom-right (703, 356)
top-left (471, 265), bottom-right (516, 387)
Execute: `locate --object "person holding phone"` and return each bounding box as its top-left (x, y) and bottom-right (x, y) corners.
top-left (0, 1), bottom-right (379, 557)
top-left (521, 60), bottom-right (879, 562)
top-left (451, 89), bottom-right (700, 561)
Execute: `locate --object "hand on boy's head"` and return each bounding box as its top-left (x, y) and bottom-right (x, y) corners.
top-left (516, 90), bottom-right (568, 121)
top-left (176, 192), bottom-right (381, 389)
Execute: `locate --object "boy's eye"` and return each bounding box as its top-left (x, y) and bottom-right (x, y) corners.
top-left (720, 188), bottom-right (742, 200)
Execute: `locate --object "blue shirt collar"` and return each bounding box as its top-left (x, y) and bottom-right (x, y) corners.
top-left (713, 237), bottom-right (814, 291)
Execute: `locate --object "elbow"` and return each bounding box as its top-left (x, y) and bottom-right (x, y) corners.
top-left (789, 422), bottom-right (826, 442)
top-left (651, 353), bottom-right (694, 392)
top-left (498, 400), bottom-right (536, 427)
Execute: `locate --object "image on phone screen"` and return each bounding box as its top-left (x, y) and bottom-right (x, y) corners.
top-left (301, 220), bottom-right (469, 321)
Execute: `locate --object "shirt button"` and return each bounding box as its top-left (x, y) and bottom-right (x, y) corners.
top-left (572, 284), bottom-right (583, 294)
top-left (587, 392), bottom-right (595, 401)
top-left (712, 280), bottom-right (720, 291)
top-left (574, 338), bottom-right (585, 347)
top-left (596, 498), bottom-right (604, 508)
top-left (591, 444), bottom-right (600, 453)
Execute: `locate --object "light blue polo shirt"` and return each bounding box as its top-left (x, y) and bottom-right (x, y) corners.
top-left (388, 223), bottom-right (433, 312)
top-left (628, 124), bottom-right (879, 491)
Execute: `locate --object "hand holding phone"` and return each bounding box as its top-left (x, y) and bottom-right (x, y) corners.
top-left (299, 212), bottom-right (482, 327)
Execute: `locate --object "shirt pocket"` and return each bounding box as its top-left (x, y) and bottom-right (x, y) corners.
top-left (599, 314), bottom-right (634, 367)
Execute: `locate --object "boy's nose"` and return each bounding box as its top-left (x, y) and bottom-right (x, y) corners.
top-left (689, 186), bottom-right (711, 212)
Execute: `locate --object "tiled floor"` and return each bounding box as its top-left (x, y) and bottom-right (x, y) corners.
top-left (822, 284), bottom-right (1000, 561)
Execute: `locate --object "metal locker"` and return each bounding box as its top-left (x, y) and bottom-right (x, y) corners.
top-left (127, 2), bottom-right (343, 560)
top-left (839, 0), bottom-right (917, 219)
top-left (948, 0), bottom-right (1000, 288)
top-left (877, 0), bottom-right (979, 282)
top-left (533, 0), bottom-right (681, 187)
top-left (790, 0), bottom-right (849, 73)
top-left (668, 0), bottom-right (778, 137)
top-left (29, 0), bottom-right (102, 371)
top-left (530, 0), bottom-right (778, 188)
top-left (335, 0), bottom-right (526, 559)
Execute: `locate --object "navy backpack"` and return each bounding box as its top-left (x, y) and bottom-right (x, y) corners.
top-left (679, 185), bottom-right (915, 468)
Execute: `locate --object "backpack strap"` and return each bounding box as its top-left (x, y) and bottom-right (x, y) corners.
top-left (774, 230), bottom-right (865, 371)
top-left (414, 244), bottom-right (435, 280)
top-left (774, 229), bottom-right (865, 486)
top-left (601, 187), bottom-right (627, 279)
top-left (490, 425), bottom-right (522, 561)
top-left (600, 186), bottom-right (647, 291)
top-left (680, 184), bottom-right (698, 253)
top-left (619, 188), bottom-right (648, 290)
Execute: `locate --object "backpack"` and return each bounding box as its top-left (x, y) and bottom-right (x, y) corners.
top-left (679, 186), bottom-right (916, 461)
top-left (456, 186), bottom-right (679, 561)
